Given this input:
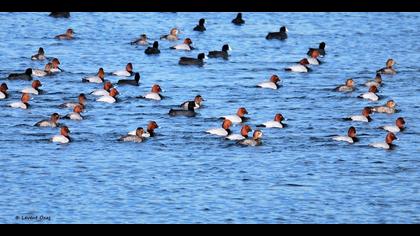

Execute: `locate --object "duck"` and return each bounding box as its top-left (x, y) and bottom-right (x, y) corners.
top-left (365, 73), bottom-right (383, 87)
top-left (170, 38), bottom-right (194, 51)
top-left (117, 72), bottom-right (140, 86)
top-left (22, 80), bottom-right (42, 95)
top-left (179, 53), bottom-right (207, 66)
top-left (346, 107), bottom-right (372, 122)
top-left (334, 78), bottom-right (355, 92)
top-left (307, 42), bottom-right (326, 57)
top-left (208, 44), bottom-right (231, 59)
top-left (377, 59), bottom-right (396, 75)
top-left (238, 130), bottom-right (263, 146)
top-left (307, 50), bottom-right (322, 65)
top-left (206, 119), bottom-right (233, 137)
top-left (63, 104), bottom-right (84, 120)
top-left (31, 47), bottom-right (46, 60)
top-left (119, 127), bottom-right (145, 143)
top-left (32, 63), bottom-right (53, 77)
top-left (139, 84), bottom-right (163, 101)
top-left (358, 85), bottom-right (379, 101)
top-left (59, 93), bottom-right (87, 109)
top-left (285, 58), bottom-right (310, 73)
top-left (232, 13), bottom-right (245, 25)
top-left (7, 68), bottom-right (33, 81)
top-left (169, 102), bottom-right (197, 117)
top-left (97, 88), bottom-right (119, 104)
top-left (381, 117), bottom-right (405, 133)
top-left (49, 12), bottom-right (70, 18)
top-left (258, 113), bottom-right (285, 128)
top-left (180, 95), bottom-right (205, 110)
top-left (49, 58), bottom-right (63, 73)
top-left (160, 28), bottom-right (180, 41)
top-left (371, 100), bottom-right (397, 114)
top-left (266, 26), bottom-right (288, 40)
top-left (91, 82), bottom-right (114, 96)
top-left (145, 41), bottom-right (160, 55)
top-left (221, 107), bottom-right (249, 124)
top-left (52, 126), bottom-right (71, 144)
top-left (332, 126), bottom-right (358, 144)
top-left (55, 28), bottom-right (75, 40)
top-left (131, 34), bottom-right (148, 45)
top-left (369, 132), bottom-right (398, 150)
top-left (112, 63), bottom-right (134, 77)
top-left (257, 75), bottom-right (281, 90)
top-left (193, 18), bottom-right (206, 32)
top-left (226, 125), bottom-right (252, 141)
top-left (9, 93), bottom-right (30, 110)
top-left (35, 113), bottom-right (60, 127)
top-left (82, 68), bottom-right (105, 83)
top-left (0, 83), bottom-right (9, 99)
top-left (128, 121), bottom-right (159, 138)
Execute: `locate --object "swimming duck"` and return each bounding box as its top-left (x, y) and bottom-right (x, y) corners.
top-left (208, 44), bottom-right (231, 59)
top-left (377, 59), bottom-right (396, 75)
top-left (160, 28), bottom-right (180, 41)
top-left (238, 130), bottom-right (263, 146)
top-left (335, 78), bottom-right (355, 92)
top-left (8, 68), bottom-right (33, 81)
top-left (232, 13), bottom-right (245, 25)
top-left (112, 63), bottom-right (134, 77)
top-left (266, 26), bottom-right (288, 40)
top-left (52, 126), bottom-right (71, 144)
top-left (9, 93), bottom-right (30, 110)
top-left (91, 82), bottom-right (114, 96)
top-left (55, 28), bottom-right (75, 40)
top-left (169, 102), bottom-right (197, 117)
top-left (193, 18), bottom-right (206, 31)
top-left (119, 127), bottom-right (145, 143)
top-left (346, 107), bottom-right (372, 122)
top-left (365, 73), bottom-right (383, 87)
top-left (97, 88), bottom-right (119, 104)
top-left (332, 126), bottom-right (358, 144)
top-left (369, 132), bottom-right (398, 150)
top-left (131, 34), bottom-right (148, 45)
top-left (179, 53), bottom-right (207, 66)
top-left (221, 107), bottom-right (249, 124)
top-left (49, 12), bottom-right (70, 18)
top-left (59, 93), bottom-right (87, 109)
top-left (128, 121), bottom-right (159, 138)
top-left (307, 50), bottom-right (322, 65)
top-left (145, 41), bottom-right (161, 55)
top-left (371, 100), bottom-right (397, 114)
top-left (307, 42), bottom-right (326, 57)
top-left (170, 38), bottom-right (194, 51)
top-left (22, 80), bottom-right (42, 95)
top-left (180, 95), bottom-right (205, 110)
top-left (63, 104), bottom-right (84, 120)
top-left (226, 125), bottom-right (252, 141)
top-left (285, 59), bottom-right (310, 73)
top-left (0, 83), bottom-right (8, 99)
top-left (206, 119), bottom-right (233, 137)
top-left (258, 113), bottom-right (285, 128)
top-left (35, 113), bottom-right (60, 127)
top-left (257, 75), bottom-right (281, 90)
top-left (381, 117), bottom-right (405, 133)
top-left (140, 84), bottom-right (163, 101)
top-left (50, 58), bottom-right (63, 73)
top-left (31, 47), bottom-right (46, 60)
top-left (117, 72), bottom-right (140, 86)
top-left (82, 68), bottom-right (105, 83)
top-left (32, 63), bottom-right (53, 77)
top-left (358, 85), bottom-right (379, 101)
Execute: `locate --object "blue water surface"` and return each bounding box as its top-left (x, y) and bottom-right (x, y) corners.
top-left (0, 12), bottom-right (419, 223)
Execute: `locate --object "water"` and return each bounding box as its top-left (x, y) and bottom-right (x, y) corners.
top-left (0, 12), bottom-right (419, 224)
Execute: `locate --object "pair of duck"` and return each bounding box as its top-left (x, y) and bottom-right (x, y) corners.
top-left (5, 79), bottom-right (44, 109)
top-left (168, 95), bottom-right (205, 117)
top-left (284, 42), bottom-right (326, 73)
top-left (335, 74), bottom-right (383, 93)
top-left (178, 44), bottom-right (232, 66)
top-left (207, 119), bottom-right (264, 146)
top-left (119, 121), bottom-right (159, 143)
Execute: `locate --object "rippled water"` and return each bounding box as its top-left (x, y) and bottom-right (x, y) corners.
top-left (0, 12), bottom-right (419, 223)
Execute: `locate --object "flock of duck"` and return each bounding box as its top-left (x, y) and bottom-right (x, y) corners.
top-left (0, 12), bottom-right (406, 149)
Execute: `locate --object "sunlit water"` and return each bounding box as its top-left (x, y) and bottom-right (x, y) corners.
top-left (0, 12), bottom-right (419, 223)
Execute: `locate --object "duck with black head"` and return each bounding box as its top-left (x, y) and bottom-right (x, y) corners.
top-left (266, 26), bottom-right (288, 40)
top-left (193, 18), bottom-right (206, 31)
